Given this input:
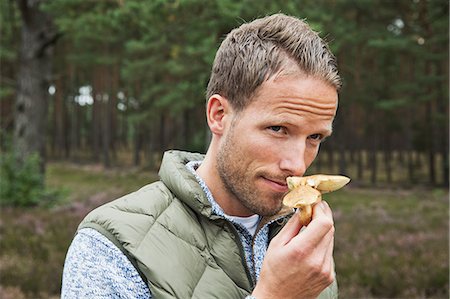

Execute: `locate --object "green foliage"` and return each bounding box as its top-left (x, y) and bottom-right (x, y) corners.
top-left (2, 0), bottom-right (447, 184)
top-left (0, 152), bottom-right (61, 207)
top-left (0, 151), bottom-right (43, 206)
top-left (40, 0), bottom-right (447, 126)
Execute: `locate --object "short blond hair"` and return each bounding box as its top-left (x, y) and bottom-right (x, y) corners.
top-left (206, 13), bottom-right (341, 111)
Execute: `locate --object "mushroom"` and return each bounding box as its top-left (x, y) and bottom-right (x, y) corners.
top-left (283, 174), bottom-right (351, 226)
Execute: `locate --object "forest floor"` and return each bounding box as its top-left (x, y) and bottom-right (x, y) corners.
top-left (0, 162), bottom-right (448, 299)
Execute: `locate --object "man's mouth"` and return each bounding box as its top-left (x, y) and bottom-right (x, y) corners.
top-left (262, 176), bottom-right (289, 193)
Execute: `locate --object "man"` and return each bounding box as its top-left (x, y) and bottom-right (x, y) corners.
top-left (62, 13), bottom-right (341, 299)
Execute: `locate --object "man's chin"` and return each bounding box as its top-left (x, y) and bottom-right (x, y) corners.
top-left (251, 202), bottom-right (283, 217)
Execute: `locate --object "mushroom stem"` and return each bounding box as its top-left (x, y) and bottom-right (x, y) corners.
top-left (298, 204), bottom-right (313, 226)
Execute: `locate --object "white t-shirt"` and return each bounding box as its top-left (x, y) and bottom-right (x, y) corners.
top-left (227, 214), bottom-right (260, 237)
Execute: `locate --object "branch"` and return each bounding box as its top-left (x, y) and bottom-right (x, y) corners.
top-left (36, 31), bottom-right (63, 58)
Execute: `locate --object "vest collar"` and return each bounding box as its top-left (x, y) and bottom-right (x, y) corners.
top-left (159, 150), bottom-right (294, 224)
top-left (159, 150), bottom-right (215, 218)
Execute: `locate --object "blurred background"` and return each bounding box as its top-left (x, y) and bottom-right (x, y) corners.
top-left (0, 0), bottom-right (448, 298)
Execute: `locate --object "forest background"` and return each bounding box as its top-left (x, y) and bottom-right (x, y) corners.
top-left (0, 0), bottom-right (449, 298)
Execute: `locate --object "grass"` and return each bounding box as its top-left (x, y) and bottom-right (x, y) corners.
top-left (0, 162), bottom-right (448, 298)
top-left (46, 162), bottom-right (157, 203)
top-left (329, 188), bottom-right (449, 298)
top-left (0, 162), bottom-right (157, 299)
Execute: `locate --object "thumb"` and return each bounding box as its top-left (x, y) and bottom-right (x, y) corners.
top-left (272, 210), bottom-right (303, 246)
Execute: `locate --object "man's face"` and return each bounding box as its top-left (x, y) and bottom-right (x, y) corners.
top-left (216, 74), bottom-right (338, 217)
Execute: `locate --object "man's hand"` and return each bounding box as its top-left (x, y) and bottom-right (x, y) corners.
top-left (252, 201), bottom-right (335, 299)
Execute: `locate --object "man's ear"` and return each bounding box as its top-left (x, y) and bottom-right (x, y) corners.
top-left (206, 94), bottom-right (232, 135)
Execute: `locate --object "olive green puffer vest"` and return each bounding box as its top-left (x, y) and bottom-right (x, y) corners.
top-left (79, 150), bottom-right (338, 299)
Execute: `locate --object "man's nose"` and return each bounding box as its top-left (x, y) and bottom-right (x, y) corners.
top-left (279, 142), bottom-right (307, 176)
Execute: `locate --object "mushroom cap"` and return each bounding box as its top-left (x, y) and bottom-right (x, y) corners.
top-left (283, 185), bottom-right (322, 208)
top-left (316, 175), bottom-right (351, 193)
top-left (287, 174), bottom-right (350, 193)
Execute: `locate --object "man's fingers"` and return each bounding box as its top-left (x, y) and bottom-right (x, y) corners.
top-left (289, 202), bottom-right (334, 248)
top-left (273, 210), bottom-right (303, 246)
top-left (322, 231), bottom-right (335, 283)
top-left (325, 233), bottom-right (334, 267)
top-left (313, 200), bottom-right (332, 219)
top-left (273, 201), bottom-right (334, 249)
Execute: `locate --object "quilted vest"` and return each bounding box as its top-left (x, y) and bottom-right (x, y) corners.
top-left (79, 150), bottom-right (338, 299)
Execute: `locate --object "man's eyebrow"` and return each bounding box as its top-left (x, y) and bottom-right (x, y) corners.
top-left (315, 130), bottom-right (332, 143)
top-left (319, 127), bottom-right (333, 138)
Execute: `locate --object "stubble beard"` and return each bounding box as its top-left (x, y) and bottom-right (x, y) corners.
top-left (216, 129), bottom-right (283, 217)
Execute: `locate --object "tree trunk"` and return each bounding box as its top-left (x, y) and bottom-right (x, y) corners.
top-left (65, 58), bottom-right (76, 159)
top-left (110, 64), bottom-right (119, 159)
top-left (182, 108), bottom-right (190, 149)
top-left (420, 0), bottom-right (437, 185)
top-left (91, 68), bottom-right (101, 161)
top-left (437, 59), bottom-right (449, 187)
top-left (133, 124), bottom-right (142, 167)
top-left (338, 148), bottom-right (347, 176)
top-left (53, 76), bottom-right (65, 158)
top-left (368, 117), bottom-right (378, 185)
top-left (14, 0), bottom-right (59, 175)
top-left (369, 142), bottom-right (378, 185)
top-left (425, 75), bottom-right (437, 186)
top-left (404, 57), bottom-right (416, 185)
top-left (100, 66), bottom-right (111, 168)
top-left (159, 113), bottom-right (166, 153)
top-left (383, 133), bottom-right (392, 184)
top-left (407, 150), bottom-right (415, 184)
top-left (102, 99), bottom-right (111, 168)
top-left (356, 149), bottom-right (364, 181)
top-left (327, 147), bottom-right (334, 173)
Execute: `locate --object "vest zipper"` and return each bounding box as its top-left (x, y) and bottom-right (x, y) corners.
top-left (225, 221), bottom-right (256, 288)
top-left (249, 212), bottom-right (293, 285)
top-left (224, 209), bottom-right (294, 290)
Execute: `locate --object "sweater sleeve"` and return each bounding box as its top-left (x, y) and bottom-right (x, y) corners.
top-left (61, 228), bottom-right (151, 299)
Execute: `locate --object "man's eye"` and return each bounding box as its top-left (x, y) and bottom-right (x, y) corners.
top-left (309, 134), bottom-right (323, 141)
top-left (269, 126), bottom-right (284, 133)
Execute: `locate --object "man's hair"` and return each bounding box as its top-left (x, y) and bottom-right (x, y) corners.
top-left (206, 13), bottom-right (341, 111)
